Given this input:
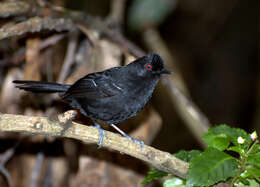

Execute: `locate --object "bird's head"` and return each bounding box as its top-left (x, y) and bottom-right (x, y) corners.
top-left (128, 53), bottom-right (172, 78)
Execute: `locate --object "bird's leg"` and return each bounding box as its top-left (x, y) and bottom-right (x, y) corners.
top-left (94, 122), bottom-right (105, 148)
top-left (110, 124), bottom-right (143, 150)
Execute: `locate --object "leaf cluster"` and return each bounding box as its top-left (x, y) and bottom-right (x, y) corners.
top-left (142, 125), bottom-right (260, 187)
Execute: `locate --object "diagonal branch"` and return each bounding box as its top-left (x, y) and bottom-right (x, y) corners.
top-left (0, 111), bottom-right (189, 179)
top-left (0, 17), bottom-right (75, 40)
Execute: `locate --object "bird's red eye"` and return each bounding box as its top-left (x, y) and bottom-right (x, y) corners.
top-left (146, 64), bottom-right (152, 70)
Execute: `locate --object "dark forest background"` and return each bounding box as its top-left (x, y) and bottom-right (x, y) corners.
top-left (0, 0), bottom-right (259, 186)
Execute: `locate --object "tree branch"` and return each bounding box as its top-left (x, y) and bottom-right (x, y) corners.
top-left (0, 111), bottom-right (189, 179)
top-left (0, 1), bottom-right (30, 18)
top-left (0, 17), bottom-right (75, 40)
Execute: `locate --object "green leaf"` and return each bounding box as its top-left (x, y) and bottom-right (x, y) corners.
top-left (237, 179), bottom-right (260, 187)
top-left (206, 124), bottom-right (251, 147)
top-left (174, 150), bottom-right (201, 162)
top-left (203, 132), bottom-right (230, 151)
top-left (248, 179), bottom-right (260, 187)
top-left (186, 147), bottom-right (238, 187)
top-left (248, 167), bottom-right (260, 178)
top-left (163, 177), bottom-right (185, 187)
top-left (128, 0), bottom-right (176, 31)
top-left (142, 168), bottom-right (168, 184)
top-left (249, 144), bottom-right (260, 154)
top-left (238, 176), bottom-right (250, 185)
top-left (227, 146), bottom-right (244, 154)
top-left (241, 167), bottom-right (260, 180)
top-left (248, 152), bottom-right (260, 168)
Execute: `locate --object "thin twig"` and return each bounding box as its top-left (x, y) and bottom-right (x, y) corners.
top-left (30, 152), bottom-right (45, 187)
top-left (39, 34), bottom-right (66, 50)
top-left (57, 32), bottom-right (78, 83)
top-left (107, 0), bottom-right (127, 29)
top-left (0, 142), bottom-right (21, 187)
top-left (162, 77), bottom-right (209, 146)
top-left (0, 111), bottom-right (189, 179)
top-left (0, 166), bottom-right (13, 187)
top-left (42, 159), bottom-right (53, 187)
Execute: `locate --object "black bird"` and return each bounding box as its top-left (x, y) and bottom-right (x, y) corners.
top-left (13, 53), bottom-right (171, 149)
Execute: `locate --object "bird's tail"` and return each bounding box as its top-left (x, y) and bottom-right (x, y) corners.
top-left (13, 80), bottom-right (70, 93)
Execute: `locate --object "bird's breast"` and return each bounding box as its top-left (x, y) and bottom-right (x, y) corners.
top-left (123, 78), bottom-right (158, 111)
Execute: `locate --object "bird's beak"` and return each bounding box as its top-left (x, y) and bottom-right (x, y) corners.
top-left (161, 68), bottom-right (172, 74)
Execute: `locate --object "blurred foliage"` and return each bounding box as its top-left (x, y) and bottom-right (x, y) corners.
top-left (143, 125), bottom-right (260, 186)
top-left (127, 0), bottom-right (177, 31)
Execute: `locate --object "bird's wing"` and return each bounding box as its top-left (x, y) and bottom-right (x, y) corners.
top-left (62, 72), bottom-right (124, 100)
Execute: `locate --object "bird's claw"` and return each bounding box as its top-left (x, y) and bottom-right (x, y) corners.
top-left (94, 123), bottom-right (105, 148)
top-left (94, 123), bottom-right (143, 150)
top-left (125, 135), bottom-right (144, 150)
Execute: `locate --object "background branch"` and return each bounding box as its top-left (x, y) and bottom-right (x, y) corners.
top-left (0, 1), bottom-right (30, 18)
top-left (0, 17), bottom-right (75, 40)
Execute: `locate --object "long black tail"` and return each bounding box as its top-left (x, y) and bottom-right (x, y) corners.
top-left (13, 80), bottom-right (71, 93)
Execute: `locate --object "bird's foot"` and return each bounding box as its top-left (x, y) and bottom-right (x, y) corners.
top-left (94, 123), bottom-right (105, 148)
top-left (110, 124), bottom-right (144, 150)
top-left (125, 134), bottom-right (144, 150)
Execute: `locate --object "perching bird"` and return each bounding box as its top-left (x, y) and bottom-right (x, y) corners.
top-left (13, 53), bottom-right (171, 149)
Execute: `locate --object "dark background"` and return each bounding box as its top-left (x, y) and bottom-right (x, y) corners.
top-left (0, 0), bottom-right (259, 186)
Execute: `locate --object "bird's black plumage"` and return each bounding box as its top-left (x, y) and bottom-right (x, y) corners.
top-left (13, 53), bottom-right (171, 148)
